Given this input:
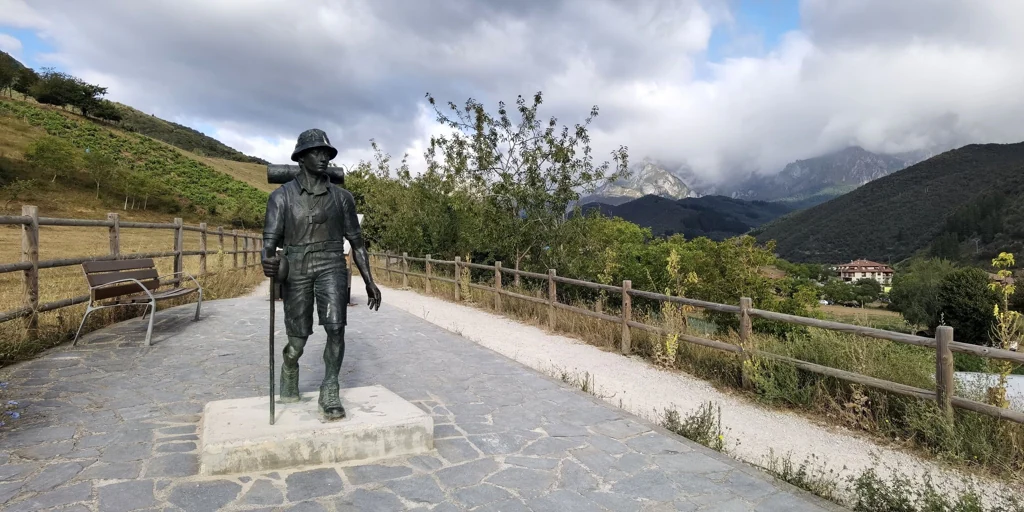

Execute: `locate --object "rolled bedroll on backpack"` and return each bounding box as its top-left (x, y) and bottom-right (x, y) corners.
top-left (267, 164), bottom-right (345, 185)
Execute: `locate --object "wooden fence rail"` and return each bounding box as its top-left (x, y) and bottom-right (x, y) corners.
top-left (369, 251), bottom-right (1024, 425)
top-left (0, 205), bottom-right (263, 330)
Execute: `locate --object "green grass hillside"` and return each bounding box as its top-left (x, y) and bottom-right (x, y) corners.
top-left (0, 96), bottom-right (269, 227)
top-left (115, 103), bottom-right (268, 164)
top-left (751, 141), bottom-right (1024, 264)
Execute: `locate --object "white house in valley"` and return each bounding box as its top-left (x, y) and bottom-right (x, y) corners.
top-left (835, 259), bottom-right (894, 286)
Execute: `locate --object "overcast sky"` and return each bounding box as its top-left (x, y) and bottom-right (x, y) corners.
top-left (2, 0), bottom-right (1023, 183)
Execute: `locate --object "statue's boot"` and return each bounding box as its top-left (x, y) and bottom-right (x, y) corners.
top-left (279, 337), bottom-right (304, 403)
top-left (279, 365), bottom-right (300, 403)
top-left (318, 381), bottom-right (346, 420)
top-left (319, 325), bottom-right (346, 420)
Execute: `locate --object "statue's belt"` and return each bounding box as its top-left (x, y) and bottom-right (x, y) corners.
top-left (283, 241), bottom-right (347, 275)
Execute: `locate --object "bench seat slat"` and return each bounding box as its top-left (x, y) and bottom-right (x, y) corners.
top-left (87, 268), bottom-right (160, 287)
top-left (112, 287), bottom-right (198, 304)
top-left (93, 280), bottom-right (161, 301)
top-left (83, 258), bottom-right (155, 273)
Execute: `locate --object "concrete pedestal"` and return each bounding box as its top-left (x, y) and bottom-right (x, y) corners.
top-left (199, 385), bottom-right (433, 475)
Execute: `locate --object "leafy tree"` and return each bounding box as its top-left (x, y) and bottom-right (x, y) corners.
top-left (935, 266), bottom-right (999, 345)
top-left (346, 141), bottom-right (483, 259)
top-left (29, 68), bottom-right (79, 109)
top-left (225, 199), bottom-right (260, 229)
top-left (12, 67), bottom-right (38, 96)
top-left (660, 235), bottom-right (816, 336)
top-left (929, 232), bottom-right (962, 261)
top-left (118, 171), bottom-right (170, 211)
top-left (543, 211), bottom-right (653, 287)
top-left (90, 100), bottom-right (122, 122)
top-left (24, 135), bottom-right (81, 182)
top-left (0, 59), bottom-right (15, 97)
top-left (70, 81), bottom-right (109, 118)
top-left (424, 91), bottom-right (629, 276)
top-left (83, 149), bottom-right (119, 197)
top-left (851, 278), bottom-right (882, 306)
top-left (29, 68), bottom-right (108, 116)
top-left (821, 279), bottom-right (854, 304)
top-left (889, 258), bottom-right (956, 329)
top-left (1008, 279), bottom-right (1024, 313)
top-left (1, 178), bottom-right (37, 211)
top-left (776, 260), bottom-right (833, 282)
top-left (988, 252), bottom-right (1021, 406)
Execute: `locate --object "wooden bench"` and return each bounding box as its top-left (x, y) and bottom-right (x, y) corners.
top-left (72, 258), bottom-right (204, 347)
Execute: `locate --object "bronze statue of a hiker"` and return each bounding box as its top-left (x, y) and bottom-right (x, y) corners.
top-left (261, 128), bottom-right (381, 421)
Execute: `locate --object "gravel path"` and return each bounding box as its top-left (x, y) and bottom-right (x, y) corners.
top-left (366, 281), bottom-right (1020, 505)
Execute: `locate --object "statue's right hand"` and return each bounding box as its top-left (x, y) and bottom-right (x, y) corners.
top-left (262, 255), bottom-right (280, 278)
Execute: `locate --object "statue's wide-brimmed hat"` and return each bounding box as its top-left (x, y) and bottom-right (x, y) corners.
top-left (291, 128), bottom-right (338, 162)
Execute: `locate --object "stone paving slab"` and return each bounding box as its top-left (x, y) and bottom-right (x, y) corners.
top-left (0, 295), bottom-right (846, 511)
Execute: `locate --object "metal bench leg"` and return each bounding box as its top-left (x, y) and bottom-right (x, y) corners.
top-left (71, 300), bottom-right (96, 347)
top-left (144, 300), bottom-right (156, 347)
top-left (194, 288), bottom-right (203, 321)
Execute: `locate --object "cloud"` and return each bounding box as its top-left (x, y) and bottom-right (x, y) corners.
top-left (0, 32), bottom-right (21, 55)
top-left (4, 0), bottom-right (1024, 183)
top-left (0, 0), bottom-right (50, 29)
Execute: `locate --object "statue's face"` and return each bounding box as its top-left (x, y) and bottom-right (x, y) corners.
top-left (298, 147), bottom-right (332, 176)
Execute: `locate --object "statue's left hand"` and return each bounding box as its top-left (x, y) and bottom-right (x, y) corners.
top-left (366, 282), bottom-right (381, 311)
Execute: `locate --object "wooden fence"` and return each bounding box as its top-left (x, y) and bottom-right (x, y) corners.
top-left (370, 251), bottom-right (1024, 425)
top-left (0, 205), bottom-right (263, 332)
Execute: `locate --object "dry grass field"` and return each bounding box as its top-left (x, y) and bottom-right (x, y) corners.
top-left (0, 219), bottom-right (265, 365)
top-left (821, 304), bottom-right (901, 319)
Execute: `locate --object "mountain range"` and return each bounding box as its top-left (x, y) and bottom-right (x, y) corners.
top-left (718, 147), bottom-right (916, 209)
top-left (580, 159), bottom-right (697, 206)
top-left (585, 146), bottom-right (940, 211)
top-left (579, 145), bottom-right (946, 244)
top-left (752, 141), bottom-right (1024, 264)
top-left (581, 195), bottom-right (792, 241)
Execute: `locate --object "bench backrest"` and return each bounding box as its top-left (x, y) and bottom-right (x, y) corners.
top-left (82, 259), bottom-right (161, 300)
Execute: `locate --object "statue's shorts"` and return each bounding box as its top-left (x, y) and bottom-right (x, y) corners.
top-left (280, 243), bottom-right (349, 337)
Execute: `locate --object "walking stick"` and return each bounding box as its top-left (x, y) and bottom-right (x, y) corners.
top-left (269, 276), bottom-right (276, 425)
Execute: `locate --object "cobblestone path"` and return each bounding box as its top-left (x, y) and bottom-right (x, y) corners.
top-left (0, 295), bottom-right (844, 511)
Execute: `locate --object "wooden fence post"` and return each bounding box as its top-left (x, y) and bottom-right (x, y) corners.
top-left (22, 205), bottom-right (39, 335)
top-left (173, 218), bottom-right (183, 285)
top-left (243, 235), bottom-right (249, 268)
top-left (108, 212), bottom-right (120, 258)
top-left (936, 326), bottom-right (955, 419)
top-left (232, 230), bottom-right (239, 268)
top-left (548, 269), bottom-right (557, 330)
top-left (199, 222), bottom-right (207, 276)
top-left (217, 226), bottom-right (224, 270)
top-left (621, 280), bottom-right (632, 354)
top-left (739, 297), bottom-right (754, 389)
top-left (425, 255), bottom-right (432, 294)
top-left (494, 261), bottom-right (502, 312)
top-left (454, 256), bottom-right (462, 302)
top-left (401, 252), bottom-right (409, 288)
